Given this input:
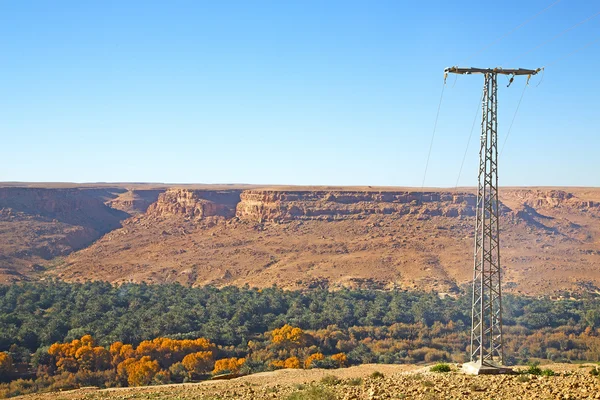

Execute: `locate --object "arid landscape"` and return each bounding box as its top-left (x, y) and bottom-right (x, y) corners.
top-left (1, 183), bottom-right (600, 296)
top-left (4, 1), bottom-right (600, 398)
top-left (13, 363), bottom-right (600, 400)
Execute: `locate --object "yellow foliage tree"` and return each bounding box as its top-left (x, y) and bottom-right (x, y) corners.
top-left (212, 357), bottom-right (245, 375)
top-left (331, 353), bottom-right (347, 367)
top-left (304, 353), bottom-right (324, 369)
top-left (48, 335), bottom-right (112, 372)
top-left (181, 351), bottom-right (214, 374)
top-left (80, 334), bottom-right (95, 347)
top-left (271, 325), bottom-right (305, 346)
top-left (125, 356), bottom-right (160, 387)
top-left (284, 356), bottom-right (301, 369)
top-left (116, 357), bottom-right (137, 383)
top-left (75, 346), bottom-right (95, 371)
top-left (273, 357), bottom-right (301, 369)
top-left (120, 344), bottom-right (135, 360)
top-left (93, 346), bottom-right (112, 371)
top-left (109, 341), bottom-right (124, 365)
top-left (135, 337), bottom-right (214, 367)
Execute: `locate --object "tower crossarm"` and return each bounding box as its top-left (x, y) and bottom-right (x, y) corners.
top-left (445, 67), bottom-right (541, 76)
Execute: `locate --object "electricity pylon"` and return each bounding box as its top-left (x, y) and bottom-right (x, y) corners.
top-left (444, 67), bottom-right (540, 374)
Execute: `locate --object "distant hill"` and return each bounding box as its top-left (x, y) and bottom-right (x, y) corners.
top-left (1, 183), bottom-right (600, 296)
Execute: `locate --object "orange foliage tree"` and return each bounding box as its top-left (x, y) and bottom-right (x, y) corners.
top-left (304, 352), bottom-right (324, 369)
top-left (272, 356), bottom-right (300, 369)
top-left (331, 353), bottom-right (347, 367)
top-left (135, 337), bottom-right (214, 367)
top-left (116, 357), bottom-right (136, 384)
top-left (124, 356), bottom-right (160, 386)
top-left (270, 325), bottom-right (306, 347)
top-left (48, 335), bottom-right (111, 372)
top-left (212, 357), bottom-right (245, 375)
top-left (181, 351), bottom-right (214, 375)
top-left (109, 342), bottom-right (135, 367)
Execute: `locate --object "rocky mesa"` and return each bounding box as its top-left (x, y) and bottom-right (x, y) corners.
top-left (43, 186), bottom-right (600, 296)
top-left (2, 184), bottom-right (600, 295)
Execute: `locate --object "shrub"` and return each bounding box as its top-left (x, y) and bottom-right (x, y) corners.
top-left (311, 357), bottom-right (338, 370)
top-left (526, 362), bottom-right (542, 376)
top-left (517, 375), bottom-right (530, 383)
top-left (152, 370), bottom-right (171, 385)
top-left (286, 385), bottom-right (336, 400)
top-left (541, 368), bottom-right (555, 377)
top-left (408, 373), bottom-right (423, 381)
top-left (590, 367), bottom-right (599, 376)
top-left (347, 378), bottom-right (363, 386)
top-left (320, 375), bottom-right (340, 386)
top-left (370, 371), bottom-right (384, 379)
top-left (168, 362), bottom-right (188, 383)
top-left (430, 363), bottom-right (451, 373)
top-left (239, 358), bottom-right (267, 375)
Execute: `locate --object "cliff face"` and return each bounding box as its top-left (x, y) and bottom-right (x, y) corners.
top-left (145, 189), bottom-right (480, 222)
top-left (236, 190), bottom-right (480, 221)
top-left (509, 189), bottom-right (600, 210)
top-left (107, 189), bottom-right (164, 215)
top-left (0, 188), bottom-right (128, 232)
top-left (146, 189), bottom-right (242, 219)
top-left (0, 187), bottom-right (131, 282)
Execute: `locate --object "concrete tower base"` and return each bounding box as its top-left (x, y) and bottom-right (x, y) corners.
top-left (462, 361), bottom-right (513, 375)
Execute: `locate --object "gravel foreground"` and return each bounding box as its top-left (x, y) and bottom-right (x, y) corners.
top-left (14, 363), bottom-right (600, 400)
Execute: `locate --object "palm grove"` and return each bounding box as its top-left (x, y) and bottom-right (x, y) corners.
top-left (0, 281), bottom-right (599, 397)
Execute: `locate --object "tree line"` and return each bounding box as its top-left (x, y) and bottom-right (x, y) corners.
top-left (0, 281), bottom-right (599, 397)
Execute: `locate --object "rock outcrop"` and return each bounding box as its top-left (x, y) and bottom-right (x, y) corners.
top-left (143, 189), bottom-right (481, 222)
top-left (237, 190), bottom-right (480, 222)
top-left (107, 189), bottom-right (164, 215)
top-left (146, 189), bottom-right (242, 219)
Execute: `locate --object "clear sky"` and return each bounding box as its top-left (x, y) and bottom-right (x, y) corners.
top-left (1, 0), bottom-right (598, 187)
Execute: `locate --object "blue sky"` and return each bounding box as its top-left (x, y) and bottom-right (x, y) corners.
top-left (1, 0), bottom-right (598, 186)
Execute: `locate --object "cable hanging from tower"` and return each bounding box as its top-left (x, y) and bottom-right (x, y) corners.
top-left (462, 0), bottom-right (564, 64)
top-left (507, 9), bottom-right (600, 64)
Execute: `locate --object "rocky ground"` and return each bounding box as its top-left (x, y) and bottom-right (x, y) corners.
top-left (14, 363), bottom-right (600, 400)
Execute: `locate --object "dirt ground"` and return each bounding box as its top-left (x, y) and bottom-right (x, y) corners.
top-left (14, 363), bottom-right (600, 400)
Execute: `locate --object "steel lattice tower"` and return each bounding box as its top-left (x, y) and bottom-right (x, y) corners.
top-left (444, 67), bottom-right (540, 374)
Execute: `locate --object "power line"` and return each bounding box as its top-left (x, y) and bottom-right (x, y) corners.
top-left (420, 81), bottom-right (446, 194)
top-left (455, 94), bottom-right (482, 188)
top-left (508, 9), bottom-right (600, 64)
top-left (500, 82), bottom-right (528, 157)
top-left (500, 18), bottom-right (600, 157)
top-left (545, 36), bottom-right (600, 67)
top-left (463, 0), bottom-right (564, 64)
